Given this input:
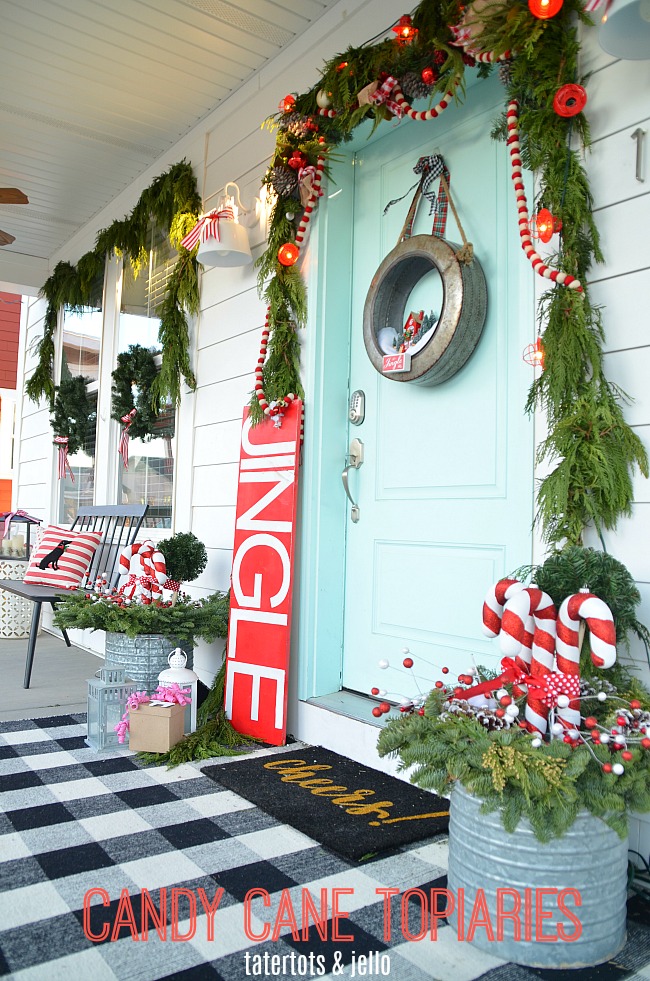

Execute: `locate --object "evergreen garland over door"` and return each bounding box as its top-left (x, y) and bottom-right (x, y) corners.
top-left (341, 79), bottom-right (535, 696)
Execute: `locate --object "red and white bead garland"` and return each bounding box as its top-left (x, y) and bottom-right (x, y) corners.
top-left (506, 100), bottom-right (583, 293)
top-left (254, 308), bottom-right (304, 442)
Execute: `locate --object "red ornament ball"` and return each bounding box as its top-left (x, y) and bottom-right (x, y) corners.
top-left (435, 680), bottom-right (444, 689)
top-left (371, 687), bottom-right (379, 696)
top-left (421, 67), bottom-right (436, 85)
top-left (418, 708), bottom-right (425, 716)
top-left (553, 83), bottom-right (587, 118)
top-left (499, 695), bottom-right (512, 707)
top-left (630, 700), bottom-right (642, 710)
top-left (641, 738), bottom-right (650, 750)
top-left (617, 716), bottom-right (628, 727)
top-left (403, 657), bottom-right (414, 668)
top-left (442, 666), bottom-right (449, 674)
top-left (379, 701), bottom-right (391, 714)
top-left (372, 706), bottom-right (383, 718)
top-left (621, 751), bottom-right (633, 762)
top-left (602, 763), bottom-right (613, 773)
top-left (591, 729), bottom-right (601, 740)
top-left (434, 50), bottom-right (446, 66)
top-left (584, 717), bottom-right (598, 729)
top-left (496, 708), bottom-right (506, 718)
top-left (278, 243), bottom-right (300, 266)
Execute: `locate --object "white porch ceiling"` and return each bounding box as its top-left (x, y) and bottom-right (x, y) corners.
top-left (0, 0), bottom-right (337, 287)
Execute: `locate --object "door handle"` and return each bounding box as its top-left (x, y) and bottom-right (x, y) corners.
top-left (342, 438), bottom-right (363, 522)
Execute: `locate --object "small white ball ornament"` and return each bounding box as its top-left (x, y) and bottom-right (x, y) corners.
top-left (286, 211), bottom-right (295, 221)
top-left (402, 647), bottom-right (410, 655)
top-left (600, 733), bottom-right (610, 744)
top-left (531, 738), bottom-right (542, 748)
top-left (378, 659), bottom-right (389, 669)
top-left (316, 88), bottom-right (332, 108)
top-left (551, 722), bottom-right (564, 735)
top-left (496, 689), bottom-right (508, 700)
top-left (612, 763), bottom-right (625, 776)
top-left (597, 692), bottom-right (608, 702)
top-left (378, 689), bottom-right (387, 696)
top-left (506, 704), bottom-right (520, 717)
top-left (556, 694), bottom-right (570, 709)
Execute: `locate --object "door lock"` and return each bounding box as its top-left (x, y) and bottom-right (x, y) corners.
top-left (349, 390), bottom-right (365, 425)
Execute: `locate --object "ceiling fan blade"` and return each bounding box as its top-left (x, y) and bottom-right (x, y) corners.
top-left (0, 229), bottom-right (16, 246)
top-left (0, 188), bottom-right (29, 204)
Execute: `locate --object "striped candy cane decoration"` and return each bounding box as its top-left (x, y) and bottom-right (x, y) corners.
top-left (294, 154), bottom-right (326, 250)
top-left (506, 100), bottom-right (583, 293)
top-left (254, 308), bottom-right (304, 443)
top-left (483, 578), bottom-right (533, 684)
top-left (556, 589), bottom-right (617, 729)
top-left (500, 586), bottom-right (557, 734)
top-left (472, 49), bottom-right (512, 63)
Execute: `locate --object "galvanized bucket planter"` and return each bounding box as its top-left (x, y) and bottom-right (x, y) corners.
top-left (363, 234), bottom-right (487, 385)
top-left (104, 632), bottom-right (194, 694)
top-left (447, 783), bottom-right (628, 968)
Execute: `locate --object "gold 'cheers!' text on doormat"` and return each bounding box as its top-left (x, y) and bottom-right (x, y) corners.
top-left (202, 747), bottom-right (449, 861)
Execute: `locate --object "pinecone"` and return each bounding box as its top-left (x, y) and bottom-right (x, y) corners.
top-left (269, 166), bottom-right (298, 199)
top-left (498, 59), bottom-right (514, 86)
top-left (399, 71), bottom-right (432, 103)
top-left (278, 112), bottom-right (310, 139)
top-left (440, 698), bottom-right (515, 731)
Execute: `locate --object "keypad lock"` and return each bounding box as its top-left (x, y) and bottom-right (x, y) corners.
top-left (349, 390), bottom-right (365, 425)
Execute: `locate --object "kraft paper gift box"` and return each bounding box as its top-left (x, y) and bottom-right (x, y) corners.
top-left (128, 702), bottom-right (185, 753)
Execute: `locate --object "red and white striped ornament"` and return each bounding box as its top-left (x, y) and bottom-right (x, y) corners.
top-left (506, 100), bottom-right (583, 292)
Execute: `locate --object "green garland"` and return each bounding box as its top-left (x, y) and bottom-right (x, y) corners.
top-left (251, 0), bottom-right (648, 546)
top-left (111, 344), bottom-right (170, 441)
top-left (27, 161), bottom-right (201, 410)
top-left (50, 374), bottom-right (96, 455)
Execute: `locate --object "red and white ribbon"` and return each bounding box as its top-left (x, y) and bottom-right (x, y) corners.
top-left (254, 307), bottom-right (304, 443)
top-left (391, 81), bottom-right (459, 124)
top-left (54, 436), bottom-right (74, 483)
top-left (180, 207), bottom-right (235, 252)
top-left (0, 510), bottom-right (40, 539)
top-left (294, 154), bottom-right (326, 250)
top-left (506, 100), bottom-right (583, 292)
top-left (118, 408), bottom-right (136, 470)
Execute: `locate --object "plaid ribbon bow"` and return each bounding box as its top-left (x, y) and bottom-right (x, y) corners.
top-left (369, 76), bottom-right (404, 118)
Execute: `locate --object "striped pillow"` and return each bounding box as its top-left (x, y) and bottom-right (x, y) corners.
top-left (24, 525), bottom-right (103, 590)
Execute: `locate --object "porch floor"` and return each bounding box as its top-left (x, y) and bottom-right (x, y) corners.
top-left (0, 630), bottom-right (99, 721)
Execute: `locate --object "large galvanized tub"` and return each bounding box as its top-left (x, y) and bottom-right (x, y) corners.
top-left (104, 632), bottom-right (194, 694)
top-left (447, 783), bottom-right (627, 968)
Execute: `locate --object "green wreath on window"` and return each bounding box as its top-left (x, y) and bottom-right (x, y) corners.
top-left (51, 375), bottom-right (96, 455)
top-left (111, 344), bottom-right (172, 442)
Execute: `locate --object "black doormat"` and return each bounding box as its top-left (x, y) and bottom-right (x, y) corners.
top-left (202, 746), bottom-right (449, 861)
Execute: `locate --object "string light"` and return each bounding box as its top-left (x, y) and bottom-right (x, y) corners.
top-left (528, 0), bottom-right (563, 18)
top-left (392, 14), bottom-right (419, 45)
top-left (278, 242), bottom-right (300, 266)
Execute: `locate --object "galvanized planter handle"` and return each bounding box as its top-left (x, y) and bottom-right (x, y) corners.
top-left (363, 234), bottom-right (487, 385)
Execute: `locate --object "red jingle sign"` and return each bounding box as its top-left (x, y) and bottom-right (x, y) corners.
top-left (225, 400), bottom-right (302, 744)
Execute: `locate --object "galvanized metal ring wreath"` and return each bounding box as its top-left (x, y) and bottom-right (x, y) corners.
top-left (111, 344), bottom-right (168, 442)
top-left (364, 154), bottom-right (487, 385)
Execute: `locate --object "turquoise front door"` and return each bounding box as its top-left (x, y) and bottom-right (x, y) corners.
top-left (340, 78), bottom-right (535, 698)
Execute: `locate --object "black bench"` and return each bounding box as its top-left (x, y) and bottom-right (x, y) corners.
top-left (0, 504), bottom-right (148, 688)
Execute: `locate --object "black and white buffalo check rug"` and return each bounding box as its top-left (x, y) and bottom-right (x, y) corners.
top-left (2, 715), bottom-right (650, 981)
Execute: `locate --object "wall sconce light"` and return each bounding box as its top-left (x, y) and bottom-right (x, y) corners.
top-left (194, 182), bottom-right (277, 269)
top-left (600, 0), bottom-right (650, 59)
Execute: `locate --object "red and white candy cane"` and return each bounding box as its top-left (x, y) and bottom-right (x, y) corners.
top-left (556, 589), bottom-right (617, 728)
top-left (500, 585), bottom-right (557, 734)
top-left (294, 154), bottom-right (325, 250)
top-left (254, 308), bottom-right (304, 443)
top-left (391, 80), bottom-right (459, 123)
top-left (472, 49), bottom-right (512, 63)
top-left (482, 578), bottom-right (533, 675)
top-left (119, 540), bottom-right (167, 604)
top-left (506, 100), bottom-right (583, 293)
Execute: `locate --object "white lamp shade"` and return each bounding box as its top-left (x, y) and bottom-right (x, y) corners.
top-left (600, 0), bottom-right (650, 59)
top-left (197, 219), bottom-right (253, 267)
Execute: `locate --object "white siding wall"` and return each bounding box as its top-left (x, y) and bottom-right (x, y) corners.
top-left (579, 28), bottom-right (650, 858)
top-left (15, 296), bottom-right (54, 522)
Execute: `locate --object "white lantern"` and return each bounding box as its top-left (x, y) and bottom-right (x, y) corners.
top-left (158, 648), bottom-right (199, 733)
